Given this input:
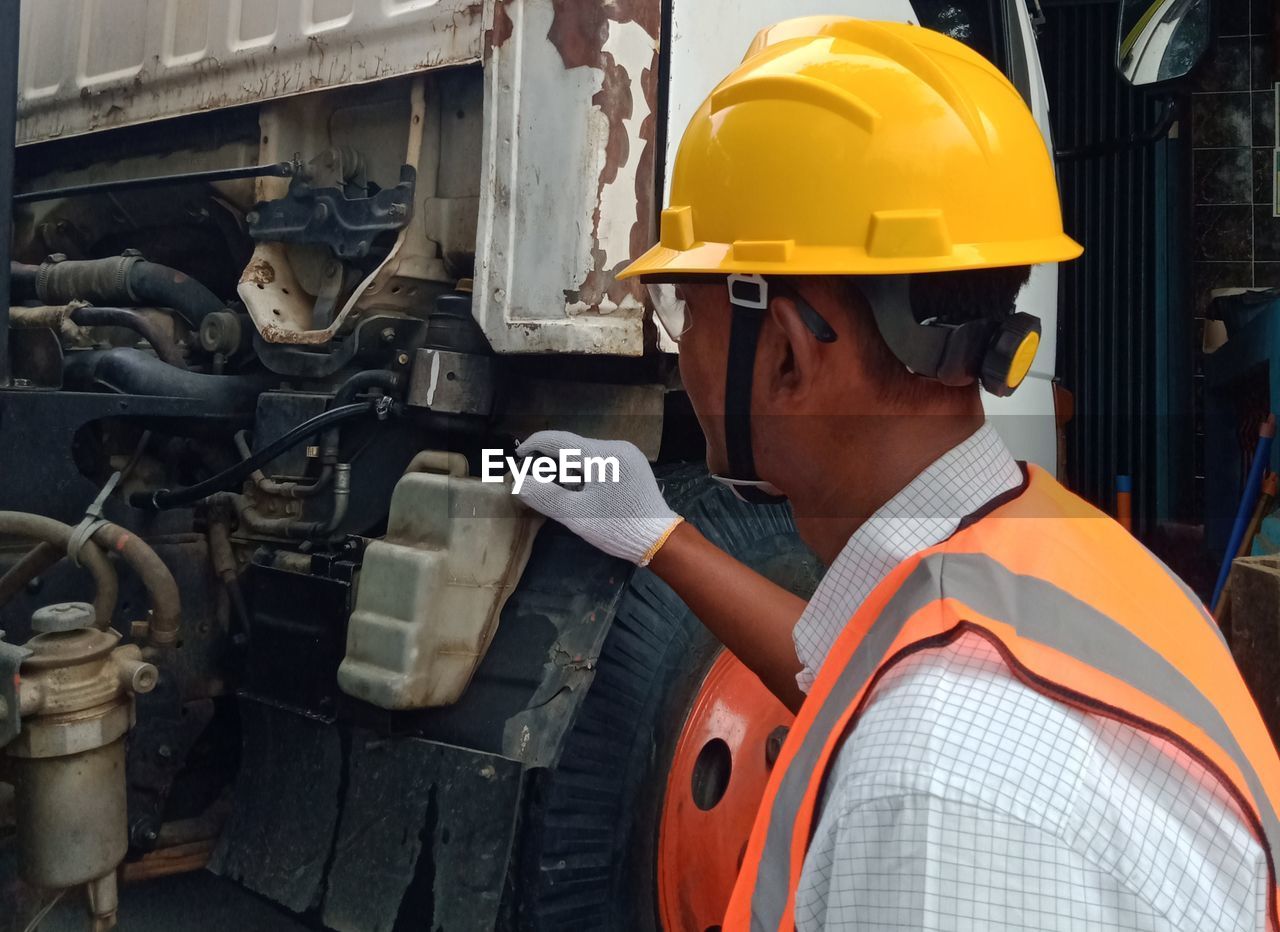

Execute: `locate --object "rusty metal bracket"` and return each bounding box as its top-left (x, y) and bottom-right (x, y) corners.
top-left (247, 165), bottom-right (416, 259)
top-left (0, 638), bottom-right (33, 746)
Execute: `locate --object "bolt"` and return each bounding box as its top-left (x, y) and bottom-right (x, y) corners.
top-left (765, 725), bottom-right (790, 768)
top-left (157, 744), bottom-right (173, 761)
top-left (246, 211), bottom-right (260, 225)
top-left (396, 352), bottom-right (409, 366)
top-left (380, 327), bottom-right (396, 344)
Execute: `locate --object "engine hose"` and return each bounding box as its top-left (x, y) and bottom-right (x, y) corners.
top-left (63, 347), bottom-right (268, 412)
top-left (0, 514), bottom-right (118, 627)
top-left (25, 256), bottom-right (224, 328)
top-left (234, 430), bottom-right (333, 499)
top-left (86, 522), bottom-right (182, 648)
top-left (0, 542), bottom-right (66, 605)
top-left (321, 370), bottom-right (403, 464)
top-left (69, 306), bottom-right (187, 369)
top-left (131, 401), bottom-right (384, 511)
top-left (9, 261), bottom-right (38, 301)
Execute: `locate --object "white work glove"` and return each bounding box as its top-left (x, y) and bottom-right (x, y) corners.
top-left (514, 430), bottom-right (683, 566)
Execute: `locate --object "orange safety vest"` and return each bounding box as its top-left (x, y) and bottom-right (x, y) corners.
top-left (725, 464), bottom-right (1280, 931)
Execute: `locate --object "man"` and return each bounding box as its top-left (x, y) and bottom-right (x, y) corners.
top-left (516, 17), bottom-right (1280, 932)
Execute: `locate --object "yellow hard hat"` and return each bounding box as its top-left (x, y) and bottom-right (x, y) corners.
top-left (620, 17), bottom-right (1082, 280)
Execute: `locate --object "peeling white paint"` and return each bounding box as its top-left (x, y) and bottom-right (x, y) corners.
top-left (594, 17), bottom-right (654, 313)
top-left (425, 350), bottom-right (442, 407)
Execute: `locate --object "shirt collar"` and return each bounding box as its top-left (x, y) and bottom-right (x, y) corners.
top-left (791, 422), bottom-right (1024, 692)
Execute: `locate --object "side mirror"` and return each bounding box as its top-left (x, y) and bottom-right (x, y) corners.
top-left (1116, 0), bottom-right (1211, 86)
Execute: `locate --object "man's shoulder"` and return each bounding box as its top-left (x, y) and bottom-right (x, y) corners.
top-left (822, 630), bottom-right (1092, 833)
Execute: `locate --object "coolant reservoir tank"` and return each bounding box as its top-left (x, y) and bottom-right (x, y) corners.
top-left (337, 452), bottom-right (541, 709)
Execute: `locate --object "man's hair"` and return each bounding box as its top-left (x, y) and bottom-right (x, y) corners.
top-left (811, 265), bottom-right (1033, 406)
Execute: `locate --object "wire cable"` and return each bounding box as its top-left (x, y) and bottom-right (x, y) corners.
top-left (130, 400), bottom-right (385, 511)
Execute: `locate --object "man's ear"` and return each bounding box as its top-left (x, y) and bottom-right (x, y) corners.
top-left (756, 294), bottom-right (824, 406)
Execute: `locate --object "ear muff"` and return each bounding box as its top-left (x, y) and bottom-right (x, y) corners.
top-left (980, 312), bottom-right (1041, 397)
top-left (862, 276), bottom-right (1042, 398)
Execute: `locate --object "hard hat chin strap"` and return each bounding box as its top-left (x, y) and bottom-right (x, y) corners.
top-left (718, 275), bottom-right (787, 506)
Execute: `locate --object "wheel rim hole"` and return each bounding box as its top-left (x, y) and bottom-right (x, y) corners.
top-left (691, 738), bottom-right (732, 811)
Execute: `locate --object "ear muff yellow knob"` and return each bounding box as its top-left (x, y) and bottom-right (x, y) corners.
top-left (1008, 330), bottom-right (1040, 389)
top-left (981, 312), bottom-right (1042, 397)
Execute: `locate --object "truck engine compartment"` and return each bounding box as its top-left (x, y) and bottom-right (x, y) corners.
top-left (0, 65), bottom-right (748, 930)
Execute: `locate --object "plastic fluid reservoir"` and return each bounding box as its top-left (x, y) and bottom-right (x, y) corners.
top-left (338, 452), bottom-right (542, 709)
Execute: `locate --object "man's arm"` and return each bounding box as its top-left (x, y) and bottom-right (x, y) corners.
top-left (649, 521), bottom-right (807, 710)
top-left (514, 430), bottom-right (808, 710)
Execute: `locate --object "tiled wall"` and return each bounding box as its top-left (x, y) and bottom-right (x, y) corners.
top-left (1191, 0), bottom-right (1277, 310)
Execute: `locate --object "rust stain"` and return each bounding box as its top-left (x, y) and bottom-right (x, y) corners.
top-left (486, 0), bottom-right (515, 49)
top-left (548, 0), bottom-right (659, 312)
top-left (242, 257), bottom-right (276, 286)
top-left (256, 322), bottom-right (333, 346)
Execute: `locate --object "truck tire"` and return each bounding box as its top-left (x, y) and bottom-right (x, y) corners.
top-left (517, 467), bottom-right (823, 931)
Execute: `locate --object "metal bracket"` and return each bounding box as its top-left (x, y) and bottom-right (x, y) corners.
top-left (247, 164), bottom-right (417, 259)
top-left (0, 639), bottom-right (33, 746)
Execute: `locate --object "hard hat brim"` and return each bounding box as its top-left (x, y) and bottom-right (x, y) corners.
top-left (617, 235), bottom-right (1084, 281)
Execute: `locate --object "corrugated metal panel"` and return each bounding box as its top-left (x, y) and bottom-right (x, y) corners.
top-left (1040, 0), bottom-right (1180, 531)
top-left (15, 0), bottom-right (485, 146)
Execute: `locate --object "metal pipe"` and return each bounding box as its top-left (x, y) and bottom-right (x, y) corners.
top-left (0, 0), bottom-right (19, 386)
top-left (233, 430), bottom-right (333, 499)
top-left (13, 161), bottom-right (296, 205)
top-left (237, 463), bottom-right (351, 540)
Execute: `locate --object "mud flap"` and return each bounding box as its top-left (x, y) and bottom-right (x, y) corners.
top-left (209, 701), bottom-right (522, 931)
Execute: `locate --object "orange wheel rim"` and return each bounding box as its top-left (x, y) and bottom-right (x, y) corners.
top-left (657, 649), bottom-right (795, 931)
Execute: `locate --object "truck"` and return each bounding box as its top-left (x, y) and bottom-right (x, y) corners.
top-left (0, 0), bottom-right (1199, 929)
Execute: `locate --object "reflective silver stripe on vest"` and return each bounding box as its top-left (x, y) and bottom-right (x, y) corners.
top-left (750, 552), bottom-right (1279, 930)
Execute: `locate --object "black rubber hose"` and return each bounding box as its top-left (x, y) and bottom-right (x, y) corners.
top-left (9, 262), bottom-right (38, 302)
top-left (131, 401), bottom-right (380, 511)
top-left (127, 260), bottom-right (224, 326)
top-left (63, 347), bottom-right (268, 412)
top-left (321, 370), bottom-right (403, 463)
top-left (69, 307), bottom-right (187, 369)
top-left (30, 256), bottom-right (225, 328)
top-left (334, 369), bottom-right (403, 406)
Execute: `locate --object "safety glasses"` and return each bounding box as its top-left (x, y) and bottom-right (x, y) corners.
top-left (645, 275), bottom-right (837, 345)
top-left (646, 283), bottom-right (690, 343)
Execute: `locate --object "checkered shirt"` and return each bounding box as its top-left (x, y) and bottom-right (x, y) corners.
top-left (790, 424), bottom-right (1268, 931)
